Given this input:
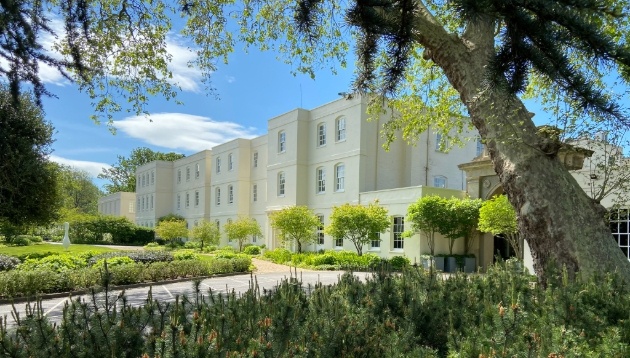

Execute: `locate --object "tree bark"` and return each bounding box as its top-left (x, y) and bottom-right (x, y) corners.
top-left (413, 12), bottom-right (630, 283)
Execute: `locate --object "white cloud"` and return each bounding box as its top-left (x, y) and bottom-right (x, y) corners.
top-left (166, 37), bottom-right (204, 92)
top-left (113, 113), bottom-right (259, 152)
top-left (226, 75), bottom-right (236, 84)
top-left (49, 155), bottom-right (111, 177)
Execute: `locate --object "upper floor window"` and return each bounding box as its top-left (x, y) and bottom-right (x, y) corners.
top-left (228, 185), bottom-right (234, 204)
top-left (186, 167), bottom-right (191, 181)
top-left (278, 172), bottom-right (285, 196)
top-left (433, 175), bottom-right (447, 188)
top-left (336, 117), bottom-right (346, 141)
top-left (317, 167), bottom-right (326, 193)
top-left (195, 163), bottom-right (200, 178)
top-left (151, 171), bottom-right (155, 185)
top-left (393, 216), bottom-right (404, 249)
top-left (150, 195), bottom-right (153, 209)
top-left (253, 151), bottom-right (258, 167)
top-left (216, 157), bottom-right (221, 173)
top-left (435, 133), bottom-right (448, 152)
top-left (177, 194), bottom-right (181, 209)
top-left (335, 164), bottom-right (345, 192)
top-left (185, 192), bottom-right (190, 208)
top-left (195, 191), bottom-right (200, 206)
top-left (129, 202), bottom-right (134, 214)
top-left (177, 170), bottom-right (181, 184)
top-left (278, 131), bottom-right (286, 153)
top-left (476, 137), bottom-right (484, 157)
top-left (215, 187), bottom-right (221, 206)
top-left (318, 123), bottom-right (326, 146)
top-left (253, 184), bottom-right (258, 202)
top-left (317, 215), bottom-right (325, 245)
top-left (228, 153), bottom-right (234, 171)
top-left (141, 174), bottom-right (146, 187)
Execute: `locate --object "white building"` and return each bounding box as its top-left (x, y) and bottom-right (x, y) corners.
top-left (98, 192), bottom-right (136, 222)
top-left (134, 95), bottom-right (481, 263)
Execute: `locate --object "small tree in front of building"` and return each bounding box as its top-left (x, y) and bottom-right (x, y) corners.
top-left (440, 198), bottom-right (483, 255)
top-left (406, 195), bottom-right (450, 256)
top-left (155, 219), bottom-right (188, 247)
top-left (189, 219), bottom-right (221, 251)
top-left (270, 206), bottom-right (319, 253)
top-left (478, 195), bottom-right (521, 259)
top-left (224, 217), bottom-right (262, 252)
top-left (326, 202), bottom-right (390, 256)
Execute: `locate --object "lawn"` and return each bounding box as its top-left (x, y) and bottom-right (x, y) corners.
top-left (0, 243), bottom-right (119, 257)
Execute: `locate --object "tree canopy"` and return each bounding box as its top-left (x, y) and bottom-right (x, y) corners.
top-left (224, 217), bottom-right (262, 252)
top-left (270, 206), bottom-right (320, 253)
top-left (189, 219), bottom-right (221, 251)
top-left (155, 219), bottom-right (188, 246)
top-left (99, 147), bottom-right (184, 194)
top-left (406, 195), bottom-right (449, 256)
top-left (478, 195), bottom-right (522, 259)
top-left (0, 88), bottom-right (59, 228)
top-left (326, 202), bottom-right (390, 256)
top-left (54, 164), bottom-right (103, 217)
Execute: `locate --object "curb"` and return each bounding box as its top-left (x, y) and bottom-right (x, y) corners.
top-left (0, 271), bottom-right (252, 305)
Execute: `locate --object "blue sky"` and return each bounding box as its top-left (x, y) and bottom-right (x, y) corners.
top-left (43, 40), bottom-right (356, 188)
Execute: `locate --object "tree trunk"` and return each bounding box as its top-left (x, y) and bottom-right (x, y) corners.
top-left (417, 16), bottom-right (630, 283)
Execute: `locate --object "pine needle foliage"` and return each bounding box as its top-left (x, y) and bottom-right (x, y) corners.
top-left (1, 261), bottom-right (629, 356)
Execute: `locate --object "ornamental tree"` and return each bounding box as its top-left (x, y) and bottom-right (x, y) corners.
top-left (155, 219), bottom-right (188, 247)
top-left (189, 219), bottom-right (221, 251)
top-left (406, 196), bottom-right (450, 256)
top-left (224, 217), bottom-right (262, 252)
top-left (270, 206), bottom-right (320, 253)
top-left (444, 198), bottom-right (483, 255)
top-left (478, 195), bottom-right (521, 260)
top-left (326, 202), bottom-right (390, 256)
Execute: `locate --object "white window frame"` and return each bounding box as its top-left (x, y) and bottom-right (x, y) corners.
top-left (318, 123), bottom-right (327, 147)
top-left (317, 215), bottom-right (325, 245)
top-left (335, 237), bottom-right (343, 248)
top-left (215, 187), bottom-right (221, 206)
top-left (335, 163), bottom-right (345, 192)
top-left (177, 170), bottom-right (181, 184)
top-left (253, 184), bottom-right (258, 202)
top-left (216, 157), bottom-right (221, 173)
top-left (253, 151), bottom-right (258, 168)
top-left (433, 175), bottom-right (447, 188)
top-left (185, 192), bottom-right (190, 208)
top-left (150, 195), bottom-right (153, 210)
top-left (228, 185), bottom-right (234, 204)
top-left (370, 232), bottom-right (381, 249)
top-left (186, 167), bottom-right (191, 181)
top-left (195, 163), bottom-right (200, 179)
top-left (177, 194), bottom-right (181, 209)
top-left (610, 208), bottom-right (630, 260)
top-left (317, 167), bottom-right (326, 194)
top-left (278, 131), bottom-right (286, 153)
top-left (228, 153), bottom-right (234, 171)
top-left (195, 191), bottom-right (199, 207)
top-left (278, 172), bottom-right (285, 196)
top-left (435, 133), bottom-right (448, 152)
top-left (476, 137), bottom-right (484, 157)
top-left (393, 216), bottom-right (404, 250)
top-left (336, 117), bottom-right (346, 141)
top-left (151, 171), bottom-right (155, 185)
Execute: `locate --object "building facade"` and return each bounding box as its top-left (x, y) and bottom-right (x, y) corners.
top-left (98, 192), bottom-right (136, 222)
top-left (133, 95), bottom-right (481, 263)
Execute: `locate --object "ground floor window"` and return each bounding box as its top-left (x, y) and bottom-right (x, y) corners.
top-left (335, 237), bottom-right (343, 248)
top-left (317, 215), bottom-right (325, 245)
top-left (610, 208), bottom-right (630, 260)
top-left (393, 216), bottom-right (404, 249)
top-left (370, 232), bottom-right (380, 249)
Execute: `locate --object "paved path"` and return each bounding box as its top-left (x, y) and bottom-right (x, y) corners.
top-left (0, 259), bottom-right (368, 328)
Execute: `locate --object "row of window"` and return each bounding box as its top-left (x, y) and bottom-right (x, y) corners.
top-left (176, 164), bottom-right (201, 184)
top-left (275, 163), bottom-right (346, 197)
top-left (315, 117), bottom-right (347, 147)
top-left (137, 195), bottom-right (154, 211)
top-left (216, 151), bottom-right (261, 174)
top-left (138, 171), bottom-right (155, 188)
top-left (176, 191), bottom-right (201, 209)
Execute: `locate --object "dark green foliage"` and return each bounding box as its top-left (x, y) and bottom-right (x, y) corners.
top-left (389, 255), bottom-right (410, 270)
top-left (11, 236), bottom-right (31, 247)
top-left (2, 261), bottom-right (628, 356)
top-left (0, 255), bottom-right (20, 271)
top-left (243, 245), bottom-right (261, 255)
top-left (264, 249), bottom-right (388, 270)
top-left (69, 216), bottom-right (155, 245)
top-left (157, 213), bottom-right (186, 223)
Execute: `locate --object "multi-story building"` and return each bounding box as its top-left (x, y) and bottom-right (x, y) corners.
top-left (98, 192), bottom-right (136, 222)
top-left (133, 95), bottom-right (481, 263)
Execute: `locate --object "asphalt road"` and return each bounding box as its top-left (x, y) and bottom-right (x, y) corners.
top-left (0, 270), bottom-right (370, 328)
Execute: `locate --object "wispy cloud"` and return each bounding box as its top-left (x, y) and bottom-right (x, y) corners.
top-left (113, 113), bottom-right (259, 152)
top-left (166, 36), bottom-right (204, 92)
top-left (226, 75), bottom-right (236, 84)
top-left (49, 155), bottom-right (111, 177)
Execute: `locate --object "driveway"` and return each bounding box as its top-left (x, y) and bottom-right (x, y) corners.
top-left (0, 259), bottom-right (370, 328)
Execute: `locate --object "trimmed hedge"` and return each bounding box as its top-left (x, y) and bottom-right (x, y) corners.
top-left (0, 256), bottom-right (252, 298)
top-left (88, 251), bottom-right (173, 265)
top-left (69, 216), bottom-right (155, 245)
top-left (263, 249), bottom-right (384, 270)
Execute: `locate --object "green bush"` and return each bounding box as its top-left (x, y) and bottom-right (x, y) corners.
top-left (243, 245), bottom-right (261, 255)
top-left (144, 242), bottom-right (164, 250)
top-left (27, 235), bottom-right (43, 243)
top-left (263, 248), bottom-right (292, 264)
top-left (88, 251), bottom-right (173, 265)
top-left (183, 240), bottom-right (200, 249)
top-left (94, 256), bottom-right (135, 268)
top-left (389, 255), bottom-right (410, 270)
top-left (173, 249), bottom-right (199, 260)
top-left (18, 254), bottom-right (87, 273)
top-left (12, 236), bottom-right (31, 246)
top-left (68, 216), bottom-right (155, 245)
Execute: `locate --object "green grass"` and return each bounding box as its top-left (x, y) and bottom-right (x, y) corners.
top-left (0, 243), bottom-right (119, 257)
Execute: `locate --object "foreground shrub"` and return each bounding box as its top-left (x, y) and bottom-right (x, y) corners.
top-left (0, 262), bottom-right (628, 357)
top-left (263, 249), bottom-right (381, 270)
top-left (263, 248), bottom-right (292, 264)
top-left (243, 245), bottom-right (261, 255)
top-left (88, 251), bottom-right (173, 265)
top-left (12, 236), bottom-right (30, 247)
top-left (18, 254), bottom-right (87, 273)
top-left (173, 249), bottom-right (198, 260)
